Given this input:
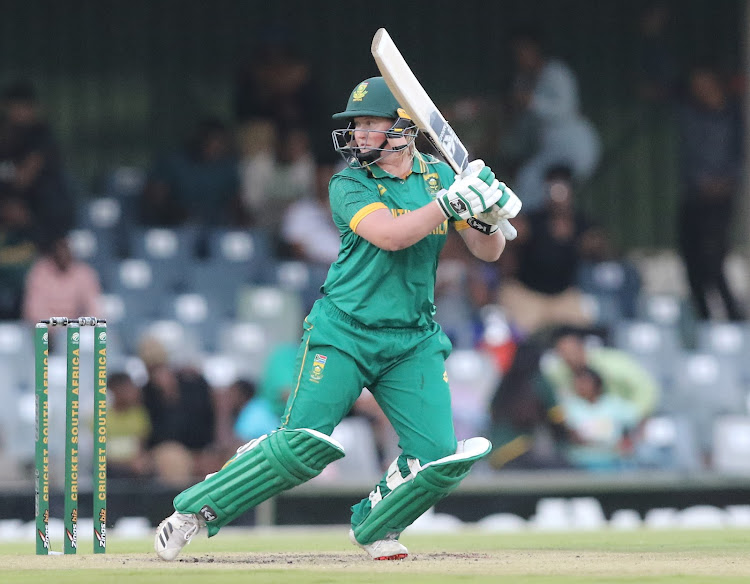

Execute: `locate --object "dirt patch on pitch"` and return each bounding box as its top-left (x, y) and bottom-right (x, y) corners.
top-left (5, 550), bottom-right (750, 577)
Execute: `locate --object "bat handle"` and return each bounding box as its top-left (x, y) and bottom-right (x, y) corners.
top-left (499, 219), bottom-right (517, 240)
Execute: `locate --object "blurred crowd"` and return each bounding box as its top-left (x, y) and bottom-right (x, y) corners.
top-left (0, 5), bottom-right (748, 486)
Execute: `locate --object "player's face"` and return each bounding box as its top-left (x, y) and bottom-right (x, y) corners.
top-left (352, 116), bottom-right (406, 152)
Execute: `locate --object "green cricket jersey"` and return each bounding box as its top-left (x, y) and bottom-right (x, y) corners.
top-left (323, 152), bottom-right (466, 329)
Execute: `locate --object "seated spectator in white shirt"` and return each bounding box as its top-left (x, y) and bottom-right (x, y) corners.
top-left (280, 163), bottom-right (340, 265)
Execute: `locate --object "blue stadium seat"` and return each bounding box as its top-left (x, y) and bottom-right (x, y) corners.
top-left (670, 352), bottom-right (746, 456)
top-left (274, 261), bottom-right (327, 313)
top-left (611, 320), bottom-right (682, 390)
top-left (159, 292), bottom-right (221, 352)
top-left (0, 322), bottom-right (34, 391)
top-left (236, 285), bottom-right (303, 345)
top-left (186, 261), bottom-right (255, 319)
top-left (215, 321), bottom-right (275, 381)
top-left (132, 319), bottom-right (204, 364)
top-left (712, 416), bottom-right (750, 474)
top-left (577, 260), bottom-right (641, 321)
top-left (695, 321), bottom-right (750, 383)
top-left (127, 227), bottom-right (202, 291)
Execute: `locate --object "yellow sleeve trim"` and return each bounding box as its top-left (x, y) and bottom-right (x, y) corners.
top-left (454, 219), bottom-right (469, 231)
top-left (350, 202), bottom-right (388, 232)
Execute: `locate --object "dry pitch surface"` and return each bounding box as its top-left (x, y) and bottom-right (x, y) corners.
top-left (2, 528), bottom-right (750, 583)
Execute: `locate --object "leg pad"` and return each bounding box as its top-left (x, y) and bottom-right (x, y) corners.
top-left (174, 429), bottom-right (344, 536)
top-left (352, 437), bottom-right (491, 544)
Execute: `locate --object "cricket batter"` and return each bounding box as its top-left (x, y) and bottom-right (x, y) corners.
top-left (155, 77), bottom-right (521, 561)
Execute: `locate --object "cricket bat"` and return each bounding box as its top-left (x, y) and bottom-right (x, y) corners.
top-left (371, 28), bottom-right (517, 240)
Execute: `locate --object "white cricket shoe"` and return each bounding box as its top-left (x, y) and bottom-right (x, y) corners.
top-left (154, 511), bottom-right (204, 561)
top-left (349, 529), bottom-right (408, 560)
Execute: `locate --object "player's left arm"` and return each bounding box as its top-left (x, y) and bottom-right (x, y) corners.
top-left (455, 179), bottom-right (521, 261)
top-left (456, 222), bottom-right (505, 262)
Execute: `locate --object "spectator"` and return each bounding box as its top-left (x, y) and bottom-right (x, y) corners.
top-left (280, 163), bottom-right (341, 265)
top-left (22, 234), bottom-right (101, 325)
top-left (676, 65), bottom-right (744, 321)
top-left (560, 366), bottom-right (640, 471)
top-left (229, 379), bottom-right (279, 443)
top-left (0, 195), bottom-right (36, 319)
top-left (234, 26), bottom-right (327, 158)
top-left (256, 342), bottom-right (299, 419)
top-left (0, 80), bottom-right (74, 239)
top-left (139, 117), bottom-right (244, 227)
top-left (502, 27), bottom-right (601, 210)
top-left (139, 336), bottom-right (216, 485)
top-left (106, 372), bottom-right (152, 479)
top-left (487, 332), bottom-right (570, 470)
top-left (239, 125), bottom-right (316, 234)
top-left (636, 1), bottom-right (679, 104)
top-left (497, 165), bottom-right (597, 335)
top-left (543, 326), bottom-right (660, 423)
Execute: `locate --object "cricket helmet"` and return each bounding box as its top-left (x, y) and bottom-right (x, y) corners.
top-left (332, 76), bottom-right (402, 120)
top-left (331, 76), bottom-right (418, 168)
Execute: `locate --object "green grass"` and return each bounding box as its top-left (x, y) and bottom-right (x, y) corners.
top-left (1, 528), bottom-right (749, 583)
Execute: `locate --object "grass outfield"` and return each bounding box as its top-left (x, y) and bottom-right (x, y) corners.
top-left (1, 527), bottom-right (749, 583)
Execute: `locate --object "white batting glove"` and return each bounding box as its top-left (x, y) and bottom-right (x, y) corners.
top-left (467, 183), bottom-right (522, 235)
top-left (435, 160), bottom-right (502, 221)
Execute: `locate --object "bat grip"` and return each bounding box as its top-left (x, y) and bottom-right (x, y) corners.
top-left (499, 219), bottom-right (517, 240)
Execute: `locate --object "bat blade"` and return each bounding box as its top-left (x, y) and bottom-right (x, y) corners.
top-left (371, 29), bottom-right (467, 174)
top-left (371, 28), bottom-right (517, 240)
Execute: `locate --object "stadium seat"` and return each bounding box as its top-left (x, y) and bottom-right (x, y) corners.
top-left (611, 320), bottom-right (682, 389)
top-left (695, 321), bottom-right (750, 383)
top-left (186, 261), bottom-right (253, 319)
top-left (712, 416), bottom-right (750, 475)
top-left (78, 197), bottom-right (122, 230)
top-left (68, 228), bottom-right (118, 271)
top-left (215, 321), bottom-right (273, 381)
top-left (204, 228), bottom-right (272, 283)
top-left (670, 352), bottom-right (746, 456)
top-left (0, 322), bottom-right (34, 389)
top-left (577, 260), bottom-right (641, 321)
top-left (324, 416), bottom-right (382, 483)
top-left (127, 227), bottom-right (202, 291)
top-left (159, 292), bottom-right (220, 352)
top-left (236, 285), bottom-right (303, 345)
top-left (132, 319), bottom-right (204, 364)
top-left (446, 350), bottom-right (500, 439)
top-left (636, 414), bottom-right (703, 471)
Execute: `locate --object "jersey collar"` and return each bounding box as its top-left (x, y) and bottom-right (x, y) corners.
top-left (367, 150), bottom-right (429, 179)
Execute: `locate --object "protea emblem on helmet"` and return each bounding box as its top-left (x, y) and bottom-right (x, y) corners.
top-left (352, 82), bottom-right (369, 102)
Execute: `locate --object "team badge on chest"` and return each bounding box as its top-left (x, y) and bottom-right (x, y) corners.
top-left (423, 173), bottom-right (441, 194)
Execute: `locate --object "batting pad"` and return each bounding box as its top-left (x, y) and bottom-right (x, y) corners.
top-left (174, 429), bottom-right (345, 536)
top-left (352, 437), bottom-right (491, 544)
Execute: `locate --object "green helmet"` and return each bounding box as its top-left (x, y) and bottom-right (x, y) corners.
top-left (332, 76), bottom-right (402, 120)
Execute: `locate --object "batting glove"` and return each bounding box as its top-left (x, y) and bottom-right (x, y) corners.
top-left (435, 160), bottom-right (502, 221)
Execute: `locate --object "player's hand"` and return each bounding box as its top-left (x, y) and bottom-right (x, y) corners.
top-left (467, 182), bottom-right (522, 235)
top-left (479, 183), bottom-right (522, 222)
top-left (435, 160), bottom-right (502, 221)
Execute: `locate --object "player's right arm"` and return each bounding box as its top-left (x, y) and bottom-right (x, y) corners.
top-left (345, 162), bottom-right (508, 251)
top-left (355, 204), bottom-right (447, 251)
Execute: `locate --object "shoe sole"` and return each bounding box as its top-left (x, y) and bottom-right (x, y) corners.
top-left (374, 553), bottom-right (408, 560)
